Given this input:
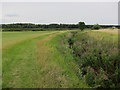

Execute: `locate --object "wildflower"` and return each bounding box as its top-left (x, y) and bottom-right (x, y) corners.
top-left (86, 47), bottom-right (88, 49)
top-left (84, 52), bottom-right (87, 54)
top-left (114, 48), bottom-right (118, 51)
top-left (104, 74), bottom-right (108, 80)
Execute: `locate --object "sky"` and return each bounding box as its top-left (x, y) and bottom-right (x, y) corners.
top-left (0, 0), bottom-right (119, 25)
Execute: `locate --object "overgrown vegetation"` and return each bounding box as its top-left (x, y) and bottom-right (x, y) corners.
top-left (62, 31), bottom-right (119, 88)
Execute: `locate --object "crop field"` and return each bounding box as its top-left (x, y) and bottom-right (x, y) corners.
top-left (93, 29), bottom-right (119, 34)
top-left (2, 29), bottom-right (119, 88)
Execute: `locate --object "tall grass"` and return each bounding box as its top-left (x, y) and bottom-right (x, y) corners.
top-left (71, 31), bottom-right (119, 88)
top-left (47, 32), bottom-right (89, 88)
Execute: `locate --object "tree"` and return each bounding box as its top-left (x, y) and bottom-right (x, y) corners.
top-left (91, 24), bottom-right (101, 30)
top-left (78, 22), bottom-right (86, 31)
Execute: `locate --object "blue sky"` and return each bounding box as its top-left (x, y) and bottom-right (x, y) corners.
top-left (0, 0), bottom-right (119, 25)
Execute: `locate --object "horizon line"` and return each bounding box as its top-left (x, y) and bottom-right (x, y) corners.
top-left (0, 22), bottom-right (119, 26)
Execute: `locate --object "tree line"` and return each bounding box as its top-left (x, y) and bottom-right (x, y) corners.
top-left (1, 22), bottom-right (119, 31)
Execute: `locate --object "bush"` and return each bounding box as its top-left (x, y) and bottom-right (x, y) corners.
top-left (91, 24), bottom-right (101, 30)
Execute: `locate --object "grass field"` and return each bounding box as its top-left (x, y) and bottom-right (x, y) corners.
top-left (2, 29), bottom-right (119, 88)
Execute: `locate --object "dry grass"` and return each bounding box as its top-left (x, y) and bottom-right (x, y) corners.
top-left (93, 29), bottom-right (119, 34)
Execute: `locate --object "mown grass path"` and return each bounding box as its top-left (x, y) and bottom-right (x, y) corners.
top-left (2, 31), bottom-right (59, 88)
top-left (2, 31), bottom-right (57, 49)
top-left (35, 31), bottom-right (69, 88)
top-left (3, 31), bottom-right (88, 88)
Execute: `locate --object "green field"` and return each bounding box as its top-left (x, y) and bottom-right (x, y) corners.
top-left (2, 30), bottom-right (119, 88)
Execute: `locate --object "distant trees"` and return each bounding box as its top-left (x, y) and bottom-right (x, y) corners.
top-left (91, 24), bottom-right (101, 30)
top-left (49, 24), bottom-right (59, 28)
top-left (1, 22), bottom-right (119, 31)
top-left (78, 22), bottom-right (86, 31)
top-left (2, 23), bottom-right (79, 29)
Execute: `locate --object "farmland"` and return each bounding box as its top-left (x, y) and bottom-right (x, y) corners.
top-left (2, 29), bottom-right (119, 88)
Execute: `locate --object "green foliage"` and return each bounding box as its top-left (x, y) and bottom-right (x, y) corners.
top-left (91, 24), bottom-right (101, 30)
top-left (49, 32), bottom-right (89, 88)
top-left (85, 67), bottom-right (95, 87)
top-left (71, 31), bottom-right (119, 88)
top-left (78, 22), bottom-right (86, 31)
top-left (1, 23), bottom-right (119, 31)
top-left (2, 23), bottom-right (79, 31)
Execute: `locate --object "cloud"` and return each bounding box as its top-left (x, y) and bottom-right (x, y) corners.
top-left (5, 14), bottom-right (19, 17)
